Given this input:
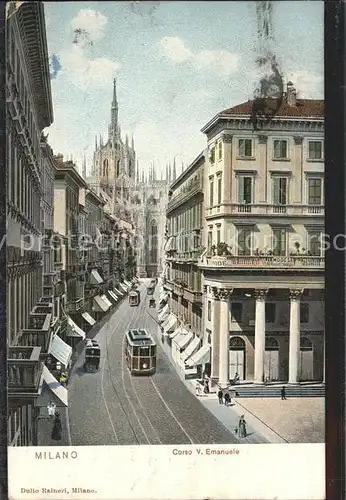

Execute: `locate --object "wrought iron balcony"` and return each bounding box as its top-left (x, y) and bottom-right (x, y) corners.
top-left (65, 297), bottom-right (84, 313)
top-left (8, 346), bottom-right (43, 396)
top-left (205, 203), bottom-right (325, 218)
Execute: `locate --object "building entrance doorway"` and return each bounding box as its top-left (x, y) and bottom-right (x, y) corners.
top-left (299, 337), bottom-right (314, 381)
top-left (229, 336), bottom-right (245, 380)
top-left (264, 337), bottom-right (279, 381)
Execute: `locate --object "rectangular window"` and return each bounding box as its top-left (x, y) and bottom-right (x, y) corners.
top-left (207, 301), bottom-right (211, 321)
top-left (231, 303), bottom-right (242, 323)
top-left (210, 147), bottom-right (215, 164)
top-left (308, 141), bottom-right (322, 160)
top-left (273, 140), bottom-right (288, 159)
top-left (300, 303), bottom-right (309, 323)
top-left (216, 227), bottom-right (221, 245)
top-left (237, 228), bottom-right (251, 255)
top-left (273, 177), bottom-right (288, 205)
top-left (207, 230), bottom-right (213, 249)
top-left (273, 228), bottom-right (287, 256)
top-left (238, 139), bottom-right (252, 157)
top-left (217, 176), bottom-right (222, 204)
top-left (209, 179), bottom-right (214, 206)
top-left (218, 141), bottom-right (223, 160)
top-left (308, 178), bottom-right (322, 205)
top-left (265, 303), bottom-right (276, 323)
top-left (308, 231), bottom-right (322, 256)
top-left (238, 176), bottom-right (252, 204)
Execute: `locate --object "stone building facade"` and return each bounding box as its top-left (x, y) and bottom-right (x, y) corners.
top-left (198, 83), bottom-right (325, 388)
top-left (6, 1), bottom-right (55, 446)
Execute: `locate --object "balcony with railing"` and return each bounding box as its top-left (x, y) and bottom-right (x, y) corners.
top-left (206, 203), bottom-right (325, 218)
top-left (66, 297), bottom-right (84, 313)
top-left (20, 311), bottom-right (52, 352)
top-left (167, 177), bottom-right (203, 213)
top-left (8, 346), bottom-right (43, 396)
top-left (198, 254), bottom-right (325, 270)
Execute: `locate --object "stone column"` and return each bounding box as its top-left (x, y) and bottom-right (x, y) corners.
top-left (254, 289), bottom-right (268, 384)
top-left (288, 289), bottom-right (303, 384)
top-left (218, 288), bottom-right (232, 388)
top-left (210, 287), bottom-right (220, 381)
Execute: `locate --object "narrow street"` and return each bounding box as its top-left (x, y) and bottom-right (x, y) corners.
top-left (68, 282), bottom-right (238, 446)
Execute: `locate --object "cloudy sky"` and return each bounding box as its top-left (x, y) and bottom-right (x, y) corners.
top-left (44, 1), bottom-right (324, 178)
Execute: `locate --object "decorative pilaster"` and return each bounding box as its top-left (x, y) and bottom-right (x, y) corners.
top-left (288, 289), bottom-right (303, 384)
top-left (258, 135), bottom-right (268, 144)
top-left (218, 288), bottom-right (232, 387)
top-left (293, 136), bottom-right (303, 145)
top-left (221, 134), bottom-right (233, 143)
top-left (254, 289), bottom-right (268, 384)
top-left (210, 287), bottom-right (220, 380)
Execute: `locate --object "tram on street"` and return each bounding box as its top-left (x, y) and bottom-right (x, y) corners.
top-left (129, 290), bottom-right (141, 306)
top-left (83, 339), bottom-right (101, 372)
top-left (124, 329), bottom-right (157, 375)
top-left (147, 284), bottom-right (155, 296)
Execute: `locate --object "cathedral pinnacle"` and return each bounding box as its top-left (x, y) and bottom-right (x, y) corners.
top-left (109, 79), bottom-right (119, 139)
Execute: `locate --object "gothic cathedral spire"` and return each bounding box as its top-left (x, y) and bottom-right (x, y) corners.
top-left (109, 78), bottom-right (119, 139)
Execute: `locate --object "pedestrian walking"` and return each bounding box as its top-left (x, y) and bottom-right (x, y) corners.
top-left (224, 392), bottom-right (230, 407)
top-left (47, 401), bottom-right (56, 419)
top-left (281, 386), bottom-right (287, 400)
top-left (51, 412), bottom-right (62, 441)
top-left (204, 379), bottom-right (210, 394)
top-left (238, 415), bottom-right (247, 438)
top-left (217, 389), bottom-right (223, 404)
top-left (195, 381), bottom-right (201, 396)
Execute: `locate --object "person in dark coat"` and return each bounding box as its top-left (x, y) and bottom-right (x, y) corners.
top-left (281, 386), bottom-right (287, 400)
top-left (51, 412), bottom-right (62, 441)
top-left (217, 389), bottom-right (223, 404)
top-left (224, 392), bottom-right (230, 407)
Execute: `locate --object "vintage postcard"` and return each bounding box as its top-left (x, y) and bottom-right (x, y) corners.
top-left (7, 1), bottom-right (325, 499)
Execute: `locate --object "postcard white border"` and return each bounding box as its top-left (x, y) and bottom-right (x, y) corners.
top-left (9, 443), bottom-right (325, 500)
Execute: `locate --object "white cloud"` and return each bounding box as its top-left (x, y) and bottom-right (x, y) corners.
top-left (70, 9), bottom-right (108, 43)
top-left (58, 45), bottom-right (121, 90)
top-left (283, 70), bottom-right (324, 99)
top-left (159, 36), bottom-right (193, 63)
top-left (159, 36), bottom-right (238, 76)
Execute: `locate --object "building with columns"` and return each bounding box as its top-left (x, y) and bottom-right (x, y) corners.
top-left (198, 83), bottom-right (324, 388)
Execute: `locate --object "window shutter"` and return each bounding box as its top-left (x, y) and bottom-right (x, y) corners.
top-left (274, 140), bottom-right (280, 158)
top-left (239, 140), bottom-right (245, 157)
top-left (238, 176), bottom-right (244, 203)
top-left (273, 177), bottom-right (280, 204)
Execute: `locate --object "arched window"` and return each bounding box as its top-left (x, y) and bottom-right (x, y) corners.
top-left (265, 337), bottom-right (279, 350)
top-left (150, 220), bottom-right (158, 264)
top-left (103, 159), bottom-right (108, 177)
top-left (300, 337), bottom-right (313, 350)
top-left (229, 336), bottom-right (246, 349)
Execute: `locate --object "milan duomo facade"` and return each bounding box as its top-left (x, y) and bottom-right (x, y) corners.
top-left (87, 80), bottom-right (178, 277)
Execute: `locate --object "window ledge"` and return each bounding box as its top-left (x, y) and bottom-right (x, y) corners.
top-left (306, 158), bottom-right (324, 162)
top-left (271, 158), bottom-right (291, 162)
top-left (236, 156), bottom-right (256, 161)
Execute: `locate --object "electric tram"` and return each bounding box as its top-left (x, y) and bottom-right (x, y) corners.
top-left (147, 284), bottom-right (155, 296)
top-left (83, 339), bottom-right (101, 372)
top-left (129, 290), bottom-right (141, 306)
top-left (124, 329), bottom-right (157, 375)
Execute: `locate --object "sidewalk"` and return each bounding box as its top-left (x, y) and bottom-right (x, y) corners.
top-left (37, 404), bottom-right (70, 446)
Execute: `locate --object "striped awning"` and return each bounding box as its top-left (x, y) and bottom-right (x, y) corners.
top-left (36, 365), bottom-right (68, 407)
top-left (187, 344), bottom-right (211, 366)
top-left (181, 336), bottom-right (201, 362)
top-left (49, 334), bottom-right (72, 368)
top-left (124, 280), bottom-right (132, 288)
top-left (93, 295), bottom-right (110, 312)
top-left (90, 269), bottom-right (103, 285)
top-left (163, 314), bottom-right (178, 333)
top-left (173, 332), bottom-right (193, 350)
top-left (114, 287), bottom-right (124, 297)
top-left (158, 304), bottom-right (169, 321)
top-left (159, 293), bottom-right (169, 304)
top-left (108, 290), bottom-right (118, 302)
top-left (101, 295), bottom-right (112, 309)
top-left (119, 283), bottom-right (128, 293)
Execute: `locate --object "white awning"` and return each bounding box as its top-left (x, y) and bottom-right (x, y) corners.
top-left (163, 314), bottom-right (178, 333)
top-left (162, 313), bottom-right (174, 329)
top-left (119, 283), bottom-right (128, 293)
top-left (164, 236), bottom-right (174, 252)
top-left (49, 334), bottom-right (72, 368)
top-left (124, 280), bottom-right (132, 288)
top-left (181, 336), bottom-right (201, 362)
top-left (114, 287), bottom-right (124, 297)
top-left (101, 294), bottom-right (112, 309)
top-left (82, 312), bottom-right (96, 326)
top-left (159, 293), bottom-right (169, 303)
top-left (90, 269), bottom-right (103, 285)
top-left (93, 295), bottom-right (110, 312)
top-left (108, 290), bottom-right (118, 302)
top-left (37, 365), bottom-right (68, 407)
top-left (158, 304), bottom-right (169, 320)
top-left (66, 317), bottom-right (86, 339)
top-left (187, 344), bottom-right (211, 366)
top-left (173, 332), bottom-right (193, 350)
top-left (169, 325), bottom-right (183, 339)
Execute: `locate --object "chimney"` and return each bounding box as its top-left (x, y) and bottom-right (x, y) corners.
top-left (286, 81), bottom-right (297, 106)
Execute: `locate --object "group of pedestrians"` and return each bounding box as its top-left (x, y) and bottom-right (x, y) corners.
top-left (47, 401), bottom-right (62, 441)
top-left (217, 389), bottom-right (234, 406)
top-left (195, 378), bottom-right (210, 396)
